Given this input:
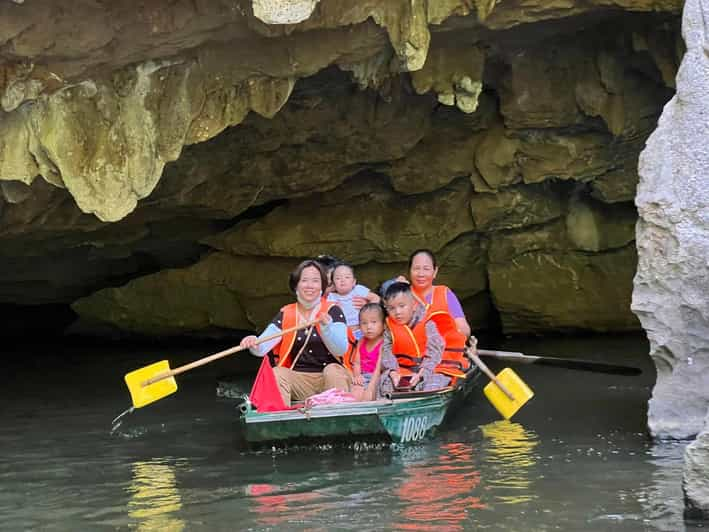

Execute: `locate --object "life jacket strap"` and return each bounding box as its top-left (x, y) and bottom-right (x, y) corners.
top-left (437, 367), bottom-right (467, 379)
top-left (394, 353), bottom-right (423, 370)
top-left (438, 359), bottom-right (466, 370)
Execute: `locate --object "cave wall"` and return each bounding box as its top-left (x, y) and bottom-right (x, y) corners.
top-left (0, 1), bottom-right (682, 337)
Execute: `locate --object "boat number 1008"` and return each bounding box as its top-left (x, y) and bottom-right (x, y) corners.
top-left (401, 416), bottom-right (429, 442)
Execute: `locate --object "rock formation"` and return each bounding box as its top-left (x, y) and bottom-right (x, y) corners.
top-left (632, 0), bottom-right (709, 518)
top-left (0, 1), bottom-right (683, 338)
top-left (685, 430), bottom-right (709, 520)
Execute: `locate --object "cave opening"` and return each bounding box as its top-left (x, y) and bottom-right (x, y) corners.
top-left (0, 6), bottom-right (681, 346)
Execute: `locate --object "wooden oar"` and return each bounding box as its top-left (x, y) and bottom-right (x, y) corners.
top-left (124, 320), bottom-right (318, 409)
top-left (468, 351), bottom-right (515, 400)
top-left (477, 349), bottom-right (642, 376)
top-left (467, 347), bottom-right (534, 420)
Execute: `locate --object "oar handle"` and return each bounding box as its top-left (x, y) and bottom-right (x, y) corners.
top-left (467, 349), bottom-right (515, 401)
top-left (477, 349), bottom-right (532, 361)
top-left (477, 348), bottom-right (641, 376)
top-left (143, 319), bottom-right (319, 386)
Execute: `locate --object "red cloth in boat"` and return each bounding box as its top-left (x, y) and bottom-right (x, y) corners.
top-left (250, 356), bottom-right (291, 412)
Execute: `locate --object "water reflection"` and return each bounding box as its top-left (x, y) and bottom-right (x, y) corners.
top-left (247, 483), bottom-right (323, 527)
top-left (395, 443), bottom-right (486, 531)
top-left (2, 334), bottom-right (693, 530)
top-left (480, 420), bottom-right (540, 505)
top-left (636, 440), bottom-right (690, 532)
top-left (127, 460), bottom-right (185, 531)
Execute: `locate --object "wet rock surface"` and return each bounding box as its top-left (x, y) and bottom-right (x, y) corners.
top-left (684, 428), bottom-right (709, 520)
top-left (633, 0), bottom-right (709, 442)
top-left (631, 0), bottom-right (709, 519)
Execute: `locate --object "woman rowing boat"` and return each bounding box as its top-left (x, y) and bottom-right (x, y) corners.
top-left (239, 260), bottom-right (351, 407)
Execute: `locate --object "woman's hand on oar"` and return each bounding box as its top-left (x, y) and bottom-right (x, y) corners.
top-left (240, 335), bottom-right (259, 349)
top-left (124, 319), bottom-right (318, 409)
top-left (317, 311), bottom-right (333, 325)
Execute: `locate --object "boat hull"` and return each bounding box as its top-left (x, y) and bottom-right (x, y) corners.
top-left (239, 369), bottom-right (481, 445)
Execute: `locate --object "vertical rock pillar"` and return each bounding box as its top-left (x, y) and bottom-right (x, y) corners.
top-left (633, 0), bottom-right (709, 519)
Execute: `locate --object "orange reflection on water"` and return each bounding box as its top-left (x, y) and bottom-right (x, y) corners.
top-left (247, 483), bottom-right (323, 527)
top-left (396, 443), bottom-right (487, 531)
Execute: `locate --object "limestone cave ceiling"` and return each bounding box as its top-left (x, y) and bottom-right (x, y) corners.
top-left (0, 0), bottom-right (683, 337)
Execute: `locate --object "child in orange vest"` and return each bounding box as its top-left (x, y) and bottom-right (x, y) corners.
top-left (350, 303), bottom-right (385, 401)
top-left (378, 282), bottom-right (451, 396)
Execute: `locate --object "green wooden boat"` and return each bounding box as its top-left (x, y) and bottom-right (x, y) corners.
top-left (238, 367), bottom-right (482, 445)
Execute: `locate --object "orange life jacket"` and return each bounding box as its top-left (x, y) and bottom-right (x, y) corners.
top-left (386, 316), bottom-right (429, 377)
top-left (272, 298), bottom-right (335, 369)
top-left (428, 311), bottom-right (470, 378)
top-left (413, 285), bottom-right (471, 378)
top-left (342, 327), bottom-right (359, 371)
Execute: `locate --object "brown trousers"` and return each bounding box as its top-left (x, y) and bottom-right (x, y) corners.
top-left (272, 363), bottom-right (351, 407)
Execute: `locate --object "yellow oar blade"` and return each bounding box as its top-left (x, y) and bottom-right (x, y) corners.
top-left (483, 367), bottom-right (534, 420)
top-left (125, 360), bottom-right (177, 408)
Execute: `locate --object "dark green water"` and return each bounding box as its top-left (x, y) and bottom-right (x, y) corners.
top-left (0, 334), bottom-right (702, 530)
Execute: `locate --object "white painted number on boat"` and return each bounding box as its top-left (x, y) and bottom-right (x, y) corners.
top-left (401, 416), bottom-right (429, 442)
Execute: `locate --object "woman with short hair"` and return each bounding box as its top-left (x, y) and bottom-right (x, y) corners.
top-left (240, 260), bottom-right (350, 407)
